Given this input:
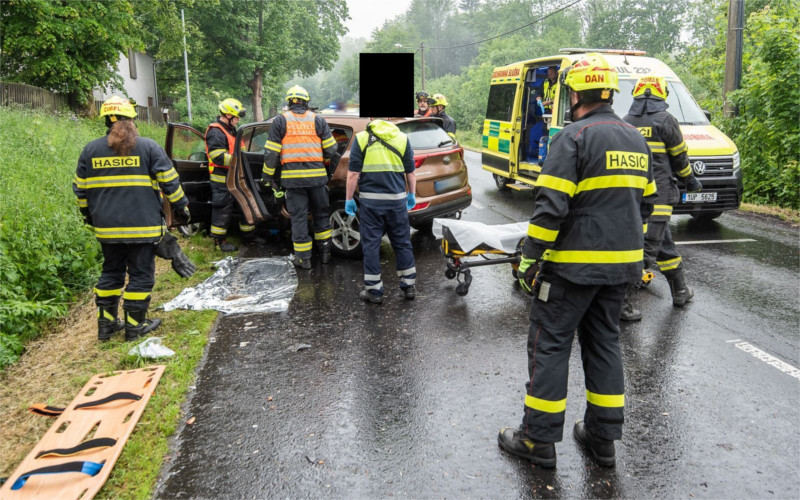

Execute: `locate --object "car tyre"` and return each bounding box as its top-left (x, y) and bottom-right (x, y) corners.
top-left (690, 211), bottom-right (723, 222)
top-left (494, 173), bottom-right (511, 191)
top-left (177, 222), bottom-right (204, 237)
top-left (329, 199), bottom-right (362, 258)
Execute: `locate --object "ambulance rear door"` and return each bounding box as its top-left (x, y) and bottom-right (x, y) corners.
top-left (482, 65), bottom-right (524, 186)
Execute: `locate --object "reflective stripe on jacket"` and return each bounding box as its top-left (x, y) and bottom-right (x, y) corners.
top-left (522, 104), bottom-right (657, 285)
top-left (205, 121), bottom-right (236, 174)
top-left (73, 136), bottom-right (188, 244)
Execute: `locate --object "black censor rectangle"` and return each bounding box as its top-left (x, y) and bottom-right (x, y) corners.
top-left (359, 53), bottom-right (414, 118)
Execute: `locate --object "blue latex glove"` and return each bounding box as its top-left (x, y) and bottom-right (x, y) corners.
top-left (517, 256), bottom-right (539, 295)
top-left (406, 192), bottom-right (416, 211)
top-left (345, 199), bottom-right (357, 216)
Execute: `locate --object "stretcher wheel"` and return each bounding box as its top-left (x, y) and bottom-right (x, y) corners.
top-left (455, 283), bottom-right (470, 296)
top-left (445, 269), bottom-right (457, 279)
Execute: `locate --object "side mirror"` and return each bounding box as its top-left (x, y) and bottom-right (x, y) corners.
top-left (703, 109), bottom-right (711, 121)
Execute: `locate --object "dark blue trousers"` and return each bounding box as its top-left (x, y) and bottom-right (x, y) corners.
top-left (359, 203), bottom-right (416, 297)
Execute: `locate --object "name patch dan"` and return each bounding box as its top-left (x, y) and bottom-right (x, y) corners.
top-left (92, 156), bottom-right (140, 169)
top-left (606, 151), bottom-right (648, 171)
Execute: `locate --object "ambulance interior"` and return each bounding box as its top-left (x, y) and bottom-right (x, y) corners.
top-left (518, 62), bottom-right (560, 178)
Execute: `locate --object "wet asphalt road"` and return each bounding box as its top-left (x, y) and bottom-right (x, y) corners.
top-left (156, 150), bottom-right (800, 499)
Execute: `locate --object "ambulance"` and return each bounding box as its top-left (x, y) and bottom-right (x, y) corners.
top-left (482, 48), bottom-right (742, 221)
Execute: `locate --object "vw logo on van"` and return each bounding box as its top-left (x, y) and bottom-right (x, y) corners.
top-left (693, 161), bottom-right (706, 175)
top-left (443, 156), bottom-right (451, 165)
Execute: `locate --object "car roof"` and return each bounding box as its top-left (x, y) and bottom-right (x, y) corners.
top-left (261, 115), bottom-right (443, 132)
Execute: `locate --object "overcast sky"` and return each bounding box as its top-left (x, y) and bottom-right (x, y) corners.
top-left (344, 0), bottom-right (414, 40)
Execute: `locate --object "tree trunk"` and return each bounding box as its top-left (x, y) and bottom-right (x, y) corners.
top-left (248, 68), bottom-right (264, 122)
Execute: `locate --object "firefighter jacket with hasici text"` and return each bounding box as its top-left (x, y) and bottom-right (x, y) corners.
top-left (624, 96), bottom-right (693, 221)
top-left (73, 135), bottom-right (188, 244)
top-left (262, 104), bottom-right (337, 188)
top-left (522, 104), bottom-right (657, 285)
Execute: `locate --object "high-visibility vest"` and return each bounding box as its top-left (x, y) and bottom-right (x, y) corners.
top-left (205, 122), bottom-right (235, 174)
top-left (280, 111), bottom-right (322, 164)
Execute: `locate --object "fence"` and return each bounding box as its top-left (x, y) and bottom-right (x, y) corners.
top-left (0, 81), bottom-right (69, 111)
top-left (93, 101), bottom-right (180, 124)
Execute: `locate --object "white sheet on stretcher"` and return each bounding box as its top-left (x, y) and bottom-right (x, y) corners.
top-left (432, 218), bottom-right (528, 254)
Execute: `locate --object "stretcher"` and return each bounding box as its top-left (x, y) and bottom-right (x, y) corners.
top-left (433, 219), bottom-right (526, 296)
top-left (0, 366), bottom-right (165, 500)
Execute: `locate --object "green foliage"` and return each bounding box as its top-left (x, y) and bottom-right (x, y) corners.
top-left (582, 0), bottom-right (687, 54)
top-left (0, 0), bottom-right (142, 103)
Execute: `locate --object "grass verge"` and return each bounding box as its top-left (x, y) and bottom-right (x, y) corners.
top-left (739, 202), bottom-right (800, 225)
top-left (0, 234), bottom-right (219, 499)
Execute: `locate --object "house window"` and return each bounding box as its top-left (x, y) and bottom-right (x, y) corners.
top-left (148, 97), bottom-right (153, 107)
top-left (128, 49), bottom-right (137, 79)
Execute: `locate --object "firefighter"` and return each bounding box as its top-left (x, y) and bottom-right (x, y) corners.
top-left (497, 54), bottom-right (657, 468)
top-left (414, 91), bottom-right (431, 117)
top-left (205, 98), bottom-right (261, 252)
top-left (73, 96), bottom-right (190, 341)
top-left (428, 93), bottom-right (456, 140)
top-left (261, 85), bottom-right (340, 269)
top-left (622, 75), bottom-right (702, 318)
top-left (344, 119), bottom-right (417, 304)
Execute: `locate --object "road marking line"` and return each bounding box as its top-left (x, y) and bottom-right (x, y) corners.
top-left (471, 200), bottom-right (485, 209)
top-left (676, 238), bottom-right (756, 245)
top-left (731, 341), bottom-right (800, 381)
top-left (726, 339), bottom-right (742, 343)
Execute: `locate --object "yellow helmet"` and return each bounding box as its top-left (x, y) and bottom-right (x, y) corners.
top-left (632, 75), bottom-right (668, 100)
top-left (286, 85), bottom-right (310, 102)
top-left (429, 93), bottom-right (448, 107)
top-left (562, 53), bottom-right (619, 96)
top-left (218, 98), bottom-right (246, 118)
top-left (99, 96), bottom-right (137, 119)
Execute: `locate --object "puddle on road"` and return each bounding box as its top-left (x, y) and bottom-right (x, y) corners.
top-left (162, 256), bottom-right (297, 314)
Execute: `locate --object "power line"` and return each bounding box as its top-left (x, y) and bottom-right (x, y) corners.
top-left (426, 0), bottom-right (583, 50)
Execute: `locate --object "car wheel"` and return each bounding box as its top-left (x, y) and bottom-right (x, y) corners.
top-left (177, 222), bottom-right (203, 237)
top-left (494, 173), bottom-right (511, 191)
top-left (690, 211), bottom-right (723, 222)
top-left (329, 200), bottom-right (362, 258)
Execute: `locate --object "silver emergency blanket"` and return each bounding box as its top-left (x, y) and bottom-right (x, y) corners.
top-left (432, 218), bottom-right (528, 254)
top-left (162, 257), bottom-right (297, 314)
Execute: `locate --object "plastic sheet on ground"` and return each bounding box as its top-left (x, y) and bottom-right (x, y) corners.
top-left (128, 337), bottom-right (175, 358)
top-left (162, 256), bottom-right (297, 314)
top-left (432, 218), bottom-right (528, 254)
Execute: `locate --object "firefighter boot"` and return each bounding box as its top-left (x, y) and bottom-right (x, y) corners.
top-left (214, 238), bottom-right (238, 252)
top-left (97, 305), bottom-right (124, 341)
top-left (497, 427), bottom-right (556, 468)
top-left (573, 420), bottom-right (615, 467)
top-left (319, 242), bottom-right (331, 265)
top-left (665, 269), bottom-right (694, 307)
top-left (124, 309), bottom-right (162, 342)
top-left (620, 283), bottom-right (642, 322)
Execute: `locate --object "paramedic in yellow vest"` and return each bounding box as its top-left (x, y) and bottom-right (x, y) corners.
top-left (538, 65), bottom-right (558, 114)
top-left (73, 97), bottom-right (190, 341)
top-left (497, 54), bottom-right (657, 468)
top-left (261, 86), bottom-right (339, 269)
top-left (205, 98), bottom-right (260, 252)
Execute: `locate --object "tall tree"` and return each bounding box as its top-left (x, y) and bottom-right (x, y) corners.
top-left (582, 0), bottom-right (686, 55)
top-left (193, 0), bottom-right (348, 121)
top-left (0, 0), bottom-right (142, 110)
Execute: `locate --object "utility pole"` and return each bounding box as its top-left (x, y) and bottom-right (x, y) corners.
top-left (723, 0), bottom-right (744, 118)
top-left (182, 9), bottom-right (193, 122)
top-left (420, 42), bottom-right (426, 91)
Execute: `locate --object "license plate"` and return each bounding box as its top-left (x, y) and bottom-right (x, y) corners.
top-left (434, 175), bottom-right (464, 194)
top-left (683, 192), bottom-right (717, 203)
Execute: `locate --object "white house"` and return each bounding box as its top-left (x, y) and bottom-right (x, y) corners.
top-left (94, 49), bottom-right (159, 108)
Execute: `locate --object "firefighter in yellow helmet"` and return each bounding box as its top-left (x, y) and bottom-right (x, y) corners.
top-left (261, 85), bottom-right (340, 269)
top-left (73, 97), bottom-right (191, 341)
top-left (205, 98), bottom-right (261, 251)
top-left (622, 75), bottom-right (702, 319)
top-left (428, 93), bottom-right (456, 141)
top-left (497, 54), bottom-right (657, 468)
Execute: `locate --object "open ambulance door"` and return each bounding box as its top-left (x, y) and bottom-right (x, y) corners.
top-left (163, 123), bottom-right (211, 232)
top-left (228, 122), bottom-right (271, 226)
top-left (482, 69), bottom-right (522, 190)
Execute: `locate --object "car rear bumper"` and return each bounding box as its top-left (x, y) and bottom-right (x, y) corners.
top-left (409, 193), bottom-right (473, 225)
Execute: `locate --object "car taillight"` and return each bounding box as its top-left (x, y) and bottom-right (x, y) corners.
top-left (414, 156), bottom-right (426, 169)
top-left (410, 201), bottom-right (430, 212)
top-left (456, 147), bottom-right (464, 160)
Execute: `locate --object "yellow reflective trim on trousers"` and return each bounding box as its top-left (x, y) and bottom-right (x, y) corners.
top-left (126, 313), bottom-right (139, 326)
top-left (210, 173), bottom-right (227, 183)
top-left (99, 309), bottom-right (115, 321)
top-left (266, 141), bottom-right (282, 152)
top-left (644, 179), bottom-right (657, 196)
top-left (527, 223), bottom-right (559, 242)
top-left (525, 394), bottom-right (567, 413)
top-left (576, 174), bottom-right (648, 193)
top-left (314, 229), bottom-right (332, 240)
top-left (652, 204), bottom-right (673, 217)
top-left (643, 223), bottom-right (648, 233)
top-left (282, 168), bottom-right (327, 178)
top-left (586, 390), bottom-right (624, 408)
top-left (210, 225), bottom-right (226, 235)
top-left (239, 224), bottom-right (255, 232)
top-left (535, 174), bottom-right (577, 197)
top-left (658, 256), bottom-right (682, 271)
top-left (94, 287), bottom-right (123, 297)
top-left (262, 163), bottom-right (275, 175)
top-left (677, 165), bottom-right (692, 177)
top-left (167, 185), bottom-right (185, 202)
top-left (83, 175), bottom-right (153, 189)
top-left (156, 168), bottom-right (179, 182)
top-left (668, 141), bottom-right (688, 155)
top-left (294, 241), bottom-right (313, 251)
top-left (647, 141), bottom-right (666, 153)
top-left (543, 248), bottom-right (643, 264)
top-left (321, 136), bottom-right (336, 149)
top-left (123, 291), bottom-right (151, 301)
top-left (93, 226), bottom-right (163, 239)
top-left (76, 198), bottom-right (88, 208)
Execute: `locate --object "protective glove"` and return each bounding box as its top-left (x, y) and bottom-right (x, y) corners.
top-left (344, 199), bottom-right (357, 216)
top-left (685, 175), bottom-right (703, 193)
top-left (517, 256), bottom-right (540, 295)
top-left (406, 192), bottom-right (416, 211)
top-left (155, 232), bottom-right (196, 278)
top-left (173, 205), bottom-right (191, 225)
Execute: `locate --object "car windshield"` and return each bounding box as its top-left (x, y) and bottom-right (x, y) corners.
top-left (614, 80), bottom-right (709, 125)
top-left (396, 121), bottom-right (455, 150)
